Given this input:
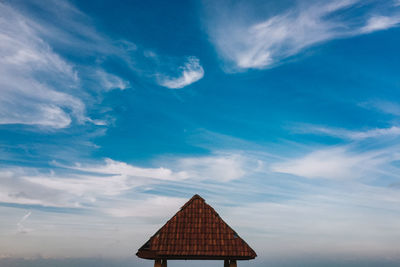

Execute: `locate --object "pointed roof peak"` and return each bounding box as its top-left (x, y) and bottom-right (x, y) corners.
top-left (190, 194), bottom-right (205, 201)
top-left (180, 194), bottom-right (205, 210)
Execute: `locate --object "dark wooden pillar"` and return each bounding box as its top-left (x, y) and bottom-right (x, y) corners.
top-left (161, 259), bottom-right (167, 267)
top-left (154, 259), bottom-right (162, 267)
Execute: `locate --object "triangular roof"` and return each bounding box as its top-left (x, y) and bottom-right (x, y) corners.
top-left (136, 194), bottom-right (257, 260)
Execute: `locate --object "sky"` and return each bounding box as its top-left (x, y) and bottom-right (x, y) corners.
top-left (1, 0), bottom-right (400, 266)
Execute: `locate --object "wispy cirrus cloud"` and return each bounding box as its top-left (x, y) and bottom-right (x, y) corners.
top-left (103, 196), bottom-right (187, 218)
top-left (17, 211), bottom-right (32, 234)
top-left (0, 0), bottom-right (202, 131)
top-left (157, 56), bottom-right (204, 89)
top-left (176, 153), bottom-right (261, 182)
top-left (361, 15), bottom-right (400, 33)
top-left (279, 121), bottom-right (400, 179)
top-left (294, 124), bottom-right (400, 140)
top-left (0, 153), bottom-right (254, 210)
top-left (270, 146), bottom-right (390, 179)
top-left (94, 70), bottom-right (130, 91)
top-left (0, 159), bottom-right (187, 209)
top-left (0, 1), bottom-right (130, 129)
top-left (204, 0), bottom-right (400, 70)
top-left (0, 2), bottom-right (84, 129)
top-left (360, 100), bottom-right (400, 116)
top-left (1, 148), bottom-right (400, 259)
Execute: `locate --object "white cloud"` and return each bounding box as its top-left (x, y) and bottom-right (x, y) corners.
top-left (337, 126), bottom-right (400, 139)
top-left (0, 3), bottom-right (85, 128)
top-left (296, 125), bottom-right (400, 140)
top-left (271, 147), bottom-right (389, 179)
top-left (205, 0), bottom-right (400, 70)
top-left (0, 153), bottom-right (253, 209)
top-left (0, 1), bottom-right (136, 129)
top-left (361, 100), bottom-right (400, 116)
top-left (95, 70), bottom-right (130, 91)
top-left (103, 196), bottom-right (186, 218)
top-left (0, 166), bottom-right (174, 209)
top-left (20, 159), bottom-right (189, 207)
top-left (157, 57), bottom-right (204, 89)
top-left (361, 15), bottom-right (400, 33)
top-left (17, 211), bottom-right (32, 234)
top-left (72, 158), bottom-right (189, 181)
top-left (0, 1), bottom-right (205, 130)
top-left (177, 154), bottom-right (251, 182)
top-left (1, 149), bottom-right (400, 258)
top-left (0, 168), bottom-right (77, 207)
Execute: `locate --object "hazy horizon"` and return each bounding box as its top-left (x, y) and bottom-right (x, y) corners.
top-left (1, 257), bottom-right (400, 267)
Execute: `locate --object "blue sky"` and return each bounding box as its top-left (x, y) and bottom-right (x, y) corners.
top-left (1, 0), bottom-right (400, 266)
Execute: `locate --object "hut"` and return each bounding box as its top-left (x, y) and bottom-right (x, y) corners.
top-left (136, 194), bottom-right (257, 267)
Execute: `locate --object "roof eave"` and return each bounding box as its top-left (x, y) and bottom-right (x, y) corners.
top-left (136, 251), bottom-right (256, 260)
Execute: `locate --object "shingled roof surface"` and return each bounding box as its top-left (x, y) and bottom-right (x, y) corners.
top-left (136, 194), bottom-right (257, 260)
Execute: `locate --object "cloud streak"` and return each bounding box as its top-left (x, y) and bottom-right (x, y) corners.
top-left (270, 147), bottom-right (390, 179)
top-left (17, 211), bottom-right (32, 234)
top-left (360, 100), bottom-right (400, 116)
top-left (177, 153), bottom-right (260, 182)
top-left (273, 122), bottom-right (400, 180)
top-left (95, 70), bottom-right (130, 91)
top-left (294, 124), bottom-right (400, 140)
top-left (0, 1), bottom-right (135, 129)
top-left (1, 147), bottom-right (400, 258)
top-left (205, 0), bottom-right (400, 70)
top-left (0, 2), bottom-right (85, 129)
top-left (0, 153), bottom-right (254, 210)
top-left (361, 15), bottom-right (400, 33)
top-left (157, 57), bottom-right (204, 89)
top-left (0, 0), bottom-right (206, 131)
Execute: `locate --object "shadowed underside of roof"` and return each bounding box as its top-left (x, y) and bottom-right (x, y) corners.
top-left (136, 194), bottom-right (257, 260)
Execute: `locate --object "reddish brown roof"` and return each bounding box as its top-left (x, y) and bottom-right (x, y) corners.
top-left (136, 194), bottom-right (257, 260)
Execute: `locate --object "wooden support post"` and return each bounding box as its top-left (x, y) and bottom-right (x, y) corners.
top-left (224, 260), bottom-right (230, 267)
top-left (161, 259), bottom-right (167, 267)
top-left (229, 260), bottom-right (237, 267)
top-left (154, 259), bottom-right (162, 267)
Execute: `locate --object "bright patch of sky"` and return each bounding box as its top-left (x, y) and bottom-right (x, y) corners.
top-left (1, 0), bottom-right (400, 266)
